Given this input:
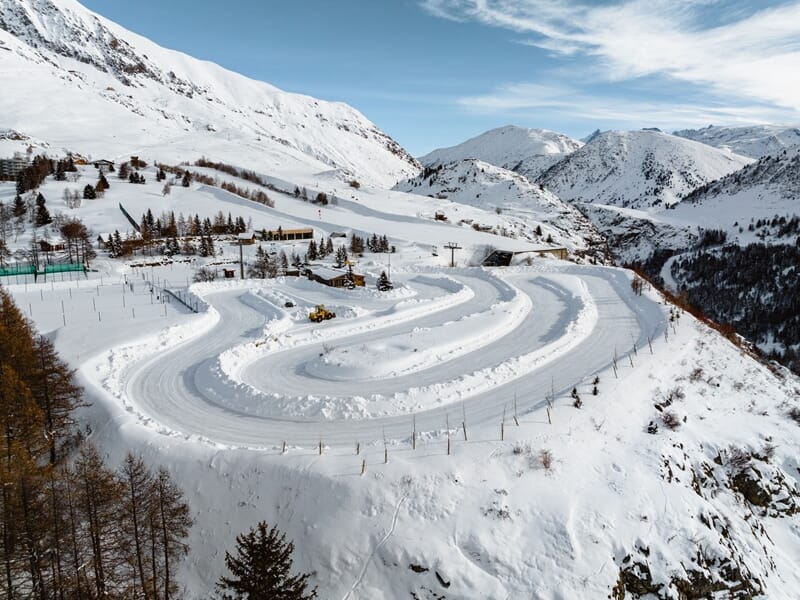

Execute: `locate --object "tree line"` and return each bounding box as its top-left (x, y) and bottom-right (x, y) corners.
top-left (669, 243), bottom-right (800, 373)
top-left (0, 286), bottom-right (193, 598)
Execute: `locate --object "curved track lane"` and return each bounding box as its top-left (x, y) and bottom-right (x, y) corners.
top-left (124, 266), bottom-right (666, 446)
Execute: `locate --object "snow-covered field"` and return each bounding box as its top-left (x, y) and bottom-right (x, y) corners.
top-left (8, 262), bottom-right (800, 598)
top-left (2, 0), bottom-right (799, 596)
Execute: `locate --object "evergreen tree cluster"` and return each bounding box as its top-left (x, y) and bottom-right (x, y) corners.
top-left (0, 288), bottom-right (194, 598)
top-left (14, 156), bottom-right (55, 193)
top-left (671, 242), bottom-right (800, 373)
top-left (747, 214), bottom-right (800, 240)
top-left (248, 246), bottom-right (289, 279)
top-left (358, 233), bottom-right (390, 254)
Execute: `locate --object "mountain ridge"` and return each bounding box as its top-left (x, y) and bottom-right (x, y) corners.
top-left (420, 125), bottom-right (583, 181)
top-left (0, 0), bottom-right (420, 187)
top-left (536, 129), bottom-right (753, 209)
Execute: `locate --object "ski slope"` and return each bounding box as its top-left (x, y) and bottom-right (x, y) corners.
top-left (109, 264), bottom-right (666, 447)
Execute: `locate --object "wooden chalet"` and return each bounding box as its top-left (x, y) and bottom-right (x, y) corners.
top-left (236, 232), bottom-right (257, 245)
top-left (92, 159), bottom-right (115, 172)
top-left (309, 266), bottom-right (365, 288)
top-left (263, 227), bottom-right (314, 241)
top-left (39, 239), bottom-right (66, 252)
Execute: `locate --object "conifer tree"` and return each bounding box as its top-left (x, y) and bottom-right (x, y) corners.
top-left (34, 193), bottom-right (52, 227)
top-left (217, 521), bottom-right (317, 600)
top-left (377, 271), bottom-right (393, 291)
top-left (95, 173), bottom-right (110, 195)
top-left (152, 467), bottom-right (192, 598)
top-left (83, 184), bottom-right (97, 200)
top-left (334, 246), bottom-right (348, 268)
top-left (12, 194), bottom-right (26, 219)
top-left (306, 239), bottom-right (317, 262)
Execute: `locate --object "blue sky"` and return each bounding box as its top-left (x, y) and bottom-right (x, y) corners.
top-left (80, 0), bottom-right (800, 155)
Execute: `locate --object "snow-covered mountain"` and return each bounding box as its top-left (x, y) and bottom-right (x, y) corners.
top-left (683, 145), bottom-right (800, 206)
top-left (537, 129), bottom-right (753, 209)
top-left (674, 124), bottom-right (800, 159)
top-left (395, 159), bottom-right (608, 261)
top-left (0, 0), bottom-right (420, 187)
top-left (420, 125), bottom-right (583, 181)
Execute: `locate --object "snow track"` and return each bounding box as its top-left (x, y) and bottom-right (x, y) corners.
top-left (121, 265), bottom-right (666, 447)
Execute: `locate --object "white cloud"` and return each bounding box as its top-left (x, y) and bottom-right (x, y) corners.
top-left (457, 81), bottom-right (797, 129)
top-left (420, 0), bottom-right (800, 121)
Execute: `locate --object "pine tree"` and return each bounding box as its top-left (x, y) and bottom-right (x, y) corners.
top-left (377, 271), bottom-right (393, 291)
top-left (216, 521), bottom-right (317, 600)
top-left (306, 239), bottom-right (317, 262)
top-left (74, 445), bottom-right (124, 597)
top-left (151, 467), bottom-right (192, 599)
top-left (30, 335), bottom-right (82, 463)
top-left (120, 453), bottom-right (154, 596)
top-left (12, 194), bottom-right (26, 219)
top-left (34, 193), bottom-right (52, 227)
top-left (83, 185), bottom-right (97, 200)
top-left (344, 263), bottom-right (356, 289)
top-left (95, 173), bottom-right (110, 195)
top-left (181, 172), bottom-right (192, 188)
top-left (334, 246), bottom-right (348, 268)
top-left (278, 251), bottom-right (289, 274)
top-left (111, 230), bottom-right (124, 257)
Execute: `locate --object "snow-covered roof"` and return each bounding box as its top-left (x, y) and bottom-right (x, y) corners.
top-left (310, 266), bottom-right (353, 281)
top-left (237, 232), bottom-right (256, 240)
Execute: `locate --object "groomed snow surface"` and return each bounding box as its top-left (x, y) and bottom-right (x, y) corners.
top-left (8, 260), bottom-right (800, 598)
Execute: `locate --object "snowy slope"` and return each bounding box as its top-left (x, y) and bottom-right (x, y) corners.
top-left (674, 124), bottom-right (800, 159)
top-left (5, 260), bottom-right (799, 598)
top-left (1, 2), bottom-right (798, 598)
top-left (395, 159), bottom-right (608, 261)
top-left (420, 125), bottom-right (583, 180)
top-left (0, 0), bottom-right (420, 187)
top-left (537, 129), bottom-right (753, 209)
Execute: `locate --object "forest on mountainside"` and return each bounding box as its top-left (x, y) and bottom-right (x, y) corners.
top-left (668, 244), bottom-right (800, 373)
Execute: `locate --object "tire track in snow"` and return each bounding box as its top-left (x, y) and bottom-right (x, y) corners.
top-left (342, 493), bottom-right (408, 600)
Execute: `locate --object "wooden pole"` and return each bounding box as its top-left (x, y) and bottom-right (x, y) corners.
top-left (361, 459), bottom-right (366, 476)
top-left (282, 441), bottom-right (286, 454)
top-left (319, 440), bottom-right (323, 455)
top-left (648, 336), bottom-right (653, 354)
top-left (446, 416), bottom-right (451, 456)
top-left (513, 393), bottom-right (520, 426)
top-left (412, 415), bottom-right (416, 450)
top-left (547, 407), bottom-right (551, 425)
top-left (356, 441), bottom-right (360, 455)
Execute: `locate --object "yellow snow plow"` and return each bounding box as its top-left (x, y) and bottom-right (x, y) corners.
top-left (308, 304), bottom-right (336, 322)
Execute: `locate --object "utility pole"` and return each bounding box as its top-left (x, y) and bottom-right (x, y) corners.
top-left (444, 242), bottom-right (462, 268)
top-left (238, 240), bottom-right (244, 279)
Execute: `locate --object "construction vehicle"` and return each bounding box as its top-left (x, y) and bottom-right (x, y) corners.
top-left (308, 304), bottom-right (336, 322)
